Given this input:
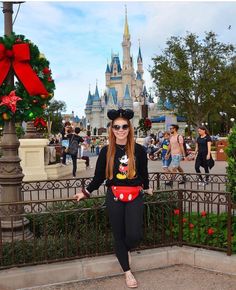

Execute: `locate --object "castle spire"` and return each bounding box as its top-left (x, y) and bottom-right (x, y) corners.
top-left (137, 39), bottom-right (142, 62)
top-left (124, 5), bottom-right (130, 39)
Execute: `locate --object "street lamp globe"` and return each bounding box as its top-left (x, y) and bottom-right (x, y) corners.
top-left (133, 99), bottom-right (139, 109)
top-left (230, 117), bottom-right (235, 122)
top-left (149, 102), bottom-right (155, 110)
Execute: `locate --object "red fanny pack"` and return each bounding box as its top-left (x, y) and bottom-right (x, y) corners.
top-left (111, 186), bottom-right (143, 202)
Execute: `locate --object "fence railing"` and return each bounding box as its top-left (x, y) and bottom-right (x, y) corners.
top-left (21, 172), bottom-right (227, 202)
top-left (0, 172), bottom-right (234, 270)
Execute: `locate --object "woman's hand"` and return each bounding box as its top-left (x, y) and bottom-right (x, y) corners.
top-left (206, 154), bottom-right (210, 160)
top-left (73, 192), bottom-right (86, 202)
top-left (165, 153), bottom-right (170, 160)
top-left (144, 188), bottom-right (153, 196)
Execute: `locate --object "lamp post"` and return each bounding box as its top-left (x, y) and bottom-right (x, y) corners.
top-left (0, 2), bottom-right (31, 241)
top-left (133, 88), bottom-right (153, 119)
top-left (219, 111), bottom-right (227, 135)
top-left (87, 121), bottom-right (91, 137)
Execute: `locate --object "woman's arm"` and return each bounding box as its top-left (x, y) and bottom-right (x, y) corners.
top-left (207, 140), bottom-right (212, 160)
top-left (137, 145), bottom-right (149, 189)
top-left (74, 146), bottom-right (107, 200)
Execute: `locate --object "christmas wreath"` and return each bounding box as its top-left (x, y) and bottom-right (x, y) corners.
top-left (138, 117), bottom-right (152, 133)
top-left (0, 33), bottom-right (55, 125)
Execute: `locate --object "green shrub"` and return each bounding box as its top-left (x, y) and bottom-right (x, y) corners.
top-left (226, 124), bottom-right (236, 202)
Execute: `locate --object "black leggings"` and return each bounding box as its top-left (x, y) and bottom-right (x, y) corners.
top-left (195, 153), bottom-right (209, 181)
top-left (106, 189), bottom-right (144, 272)
top-left (71, 154), bottom-right (77, 177)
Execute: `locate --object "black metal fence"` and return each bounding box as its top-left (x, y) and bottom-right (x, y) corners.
top-left (0, 172), bottom-right (235, 270)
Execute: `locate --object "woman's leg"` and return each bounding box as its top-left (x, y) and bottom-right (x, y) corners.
top-left (106, 190), bottom-right (143, 272)
top-left (106, 190), bottom-right (129, 271)
top-left (71, 155), bottom-right (77, 177)
top-left (195, 155), bottom-right (202, 180)
top-left (62, 149), bottom-right (66, 164)
top-left (125, 195), bottom-right (144, 250)
top-left (202, 156), bottom-right (210, 182)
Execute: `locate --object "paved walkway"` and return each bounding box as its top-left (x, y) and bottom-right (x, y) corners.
top-left (24, 265), bottom-right (236, 290)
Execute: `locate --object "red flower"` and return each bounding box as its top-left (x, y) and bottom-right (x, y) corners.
top-left (174, 209), bottom-right (180, 215)
top-left (182, 218), bottom-right (187, 223)
top-left (201, 211), bottom-right (207, 217)
top-left (189, 223), bottom-right (194, 230)
top-left (207, 228), bottom-right (214, 235)
top-left (47, 77), bottom-right (53, 82)
top-left (43, 67), bottom-right (51, 75)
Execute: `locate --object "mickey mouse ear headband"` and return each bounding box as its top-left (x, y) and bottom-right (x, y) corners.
top-left (107, 108), bottom-right (134, 121)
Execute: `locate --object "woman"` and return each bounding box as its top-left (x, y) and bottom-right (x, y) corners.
top-left (66, 127), bottom-right (84, 177)
top-left (74, 108), bottom-right (152, 288)
top-left (194, 126), bottom-right (214, 185)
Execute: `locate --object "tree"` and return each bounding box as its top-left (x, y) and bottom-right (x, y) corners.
top-left (45, 99), bottom-right (66, 134)
top-left (150, 32), bottom-right (236, 131)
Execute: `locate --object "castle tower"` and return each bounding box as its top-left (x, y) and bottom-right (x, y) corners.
top-left (121, 7), bottom-right (135, 100)
top-left (136, 42), bottom-right (144, 96)
top-left (89, 83), bottom-right (102, 131)
top-left (105, 62), bottom-right (111, 87)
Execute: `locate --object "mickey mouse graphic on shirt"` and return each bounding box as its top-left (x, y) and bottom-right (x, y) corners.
top-left (116, 154), bottom-right (129, 179)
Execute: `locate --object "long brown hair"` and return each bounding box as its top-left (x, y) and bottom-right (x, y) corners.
top-left (106, 118), bottom-right (135, 179)
top-left (198, 126), bottom-right (210, 136)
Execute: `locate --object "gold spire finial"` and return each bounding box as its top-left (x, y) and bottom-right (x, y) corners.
top-left (124, 5), bottom-right (130, 37)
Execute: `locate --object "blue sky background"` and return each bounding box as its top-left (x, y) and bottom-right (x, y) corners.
top-left (1, 1), bottom-right (236, 117)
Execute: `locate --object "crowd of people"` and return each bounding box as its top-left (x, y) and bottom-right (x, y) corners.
top-left (142, 124), bottom-right (214, 186)
top-left (46, 118), bottom-right (214, 185)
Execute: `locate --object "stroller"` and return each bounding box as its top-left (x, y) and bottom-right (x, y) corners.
top-left (147, 144), bottom-right (161, 161)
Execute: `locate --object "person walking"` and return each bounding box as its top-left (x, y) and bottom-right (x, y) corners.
top-left (74, 108), bottom-right (152, 288)
top-left (194, 126), bottom-right (214, 185)
top-left (155, 131), bottom-right (172, 180)
top-left (165, 124), bottom-right (186, 186)
top-left (66, 127), bottom-right (84, 177)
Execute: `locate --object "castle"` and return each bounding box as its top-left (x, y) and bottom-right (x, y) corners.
top-left (84, 10), bottom-right (181, 135)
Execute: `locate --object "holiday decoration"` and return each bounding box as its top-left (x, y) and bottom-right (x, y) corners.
top-left (0, 33), bottom-right (55, 125)
top-left (0, 90), bottom-right (22, 113)
top-left (34, 117), bottom-right (47, 128)
top-left (138, 117), bottom-right (152, 134)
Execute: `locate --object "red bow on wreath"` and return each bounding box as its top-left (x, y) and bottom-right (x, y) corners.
top-left (0, 43), bottom-right (48, 96)
top-left (34, 117), bottom-right (47, 127)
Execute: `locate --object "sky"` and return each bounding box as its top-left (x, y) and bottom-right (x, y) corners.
top-left (1, 1), bottom-right (236, 118)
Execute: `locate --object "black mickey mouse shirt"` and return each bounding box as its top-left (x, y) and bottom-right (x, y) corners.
top-left (86, 143), bottom-right (149, 193)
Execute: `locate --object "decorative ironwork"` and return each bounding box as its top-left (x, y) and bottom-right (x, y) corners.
top-left (0, 172), bottom-right (234, 270)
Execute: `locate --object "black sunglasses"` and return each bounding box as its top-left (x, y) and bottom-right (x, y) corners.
top-left (112, 124), bottom-right (129, 131)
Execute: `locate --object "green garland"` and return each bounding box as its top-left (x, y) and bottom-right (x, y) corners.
top-left (0, 33), bottom-right (55, 125)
